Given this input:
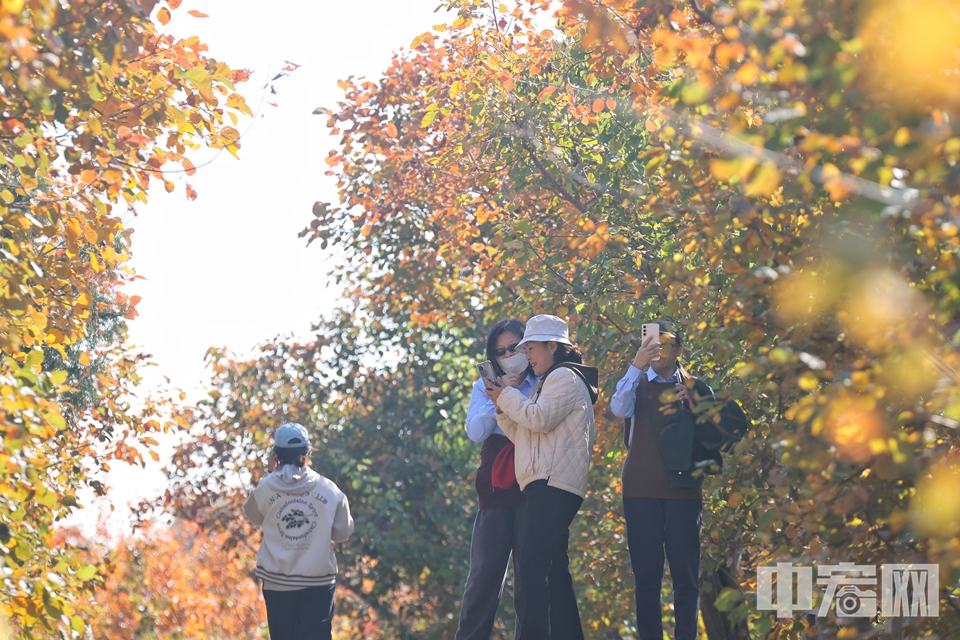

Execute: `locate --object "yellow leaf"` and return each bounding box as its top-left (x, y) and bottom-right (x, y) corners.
top-left (29, 312), bottom-right (47, 330)
top-left (34, 485), bottom-right (57, 507)
top-left (25, 349), bottom-right (44, 367)
top-left (798, 373), bottom-right (819, 391)
top-left (75, 565), bottom-right (97, 582)
top-left (894, 127), bottom-right (911, 147)
top-left (736, 62), bottom-right (760, 85)
top-left (421, 110), bottom-right (439, 128)
top-left (709, 158), bottom-right (740, 182)
top-left (743, 162), bottom-right (780, 197)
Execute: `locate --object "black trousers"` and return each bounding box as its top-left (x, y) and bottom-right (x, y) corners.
top-left (262, 584), bottom-right (336, 640)
top-left (623, 497), bottom-right (703, 640)
top-left (515, 480), bottom-right (584, 640)
top-left (455, 502), bottom-right (526, 640)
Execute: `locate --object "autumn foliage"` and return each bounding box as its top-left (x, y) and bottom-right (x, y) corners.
top-left (306, 0), bottom-right (959, 636)
top-left (93, 0), bottom-right (960, 639)
top-left (47, 522), bottom-right (267, 640)
top-left (0, 0), bottom-right (254, 635)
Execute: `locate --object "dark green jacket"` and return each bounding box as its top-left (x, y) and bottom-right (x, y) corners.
top-left (658, 369), bottom-right (749, 490)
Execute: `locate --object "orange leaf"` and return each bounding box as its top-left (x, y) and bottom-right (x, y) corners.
top-left (537, 86), bottom-right (558, 102)
top-left (168, 0), bottom-right (183, 8)
top-left (181, 158), bottom-right (196, 176)
top-left (592, 98), bottom-right (605, 113)
top-left (606, 98), bottom-right (617, 111)
top-left (185, 184), bottom-right (197, 201)
top-left (157, 7), bottom-right (171, 25)
top-left (187, 10), bottom-right (208, 17)
top-left (735, 62), bottom-right (760, 85)
top-left (386, 123), bottom-right (399, 138)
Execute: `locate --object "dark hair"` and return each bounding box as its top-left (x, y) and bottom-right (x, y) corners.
top-left (654, 319), bottom-right (683, 346)
top-left (553, 342), bottom-right (584, 365)
top-left (653, 319), bottom-right (683, 363)
top-left (274, 445), bottom-right (309, 467)
top-left (486, 318), bottom-right (526, 377)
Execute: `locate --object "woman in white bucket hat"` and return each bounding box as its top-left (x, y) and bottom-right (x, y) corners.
top-left (486, 314), bottom-right (599, 640)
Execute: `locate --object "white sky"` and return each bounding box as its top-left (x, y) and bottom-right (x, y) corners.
top-left (65, 0), bottom-right (450, 535)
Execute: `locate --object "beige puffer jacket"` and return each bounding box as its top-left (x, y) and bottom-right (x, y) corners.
top-left (496, 366), bottom-right (597, 498)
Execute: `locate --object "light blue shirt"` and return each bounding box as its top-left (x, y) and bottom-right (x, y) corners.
top-left (465, 373), bottom-right (539, 443)
top-left (609, 364), bottom-right (681, 419)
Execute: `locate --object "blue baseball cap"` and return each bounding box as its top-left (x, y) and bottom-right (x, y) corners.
top-left (274, 423), bottom-right (310, 449)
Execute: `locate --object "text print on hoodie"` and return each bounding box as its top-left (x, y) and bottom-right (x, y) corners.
top-left (243, 464), bottom-right (354, 589)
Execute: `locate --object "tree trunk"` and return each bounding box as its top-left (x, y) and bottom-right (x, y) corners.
top-left (701, 548), bottom-right (750, 640)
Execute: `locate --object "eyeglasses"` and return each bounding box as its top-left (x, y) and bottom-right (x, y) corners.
top-left (494, 342), bottom-right (521, 357)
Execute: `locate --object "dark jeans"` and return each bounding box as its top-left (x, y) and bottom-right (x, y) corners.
top-left (455, 503), bottom-right (526, 640)
top-left (623, 498), bottom-right (703, 640)
top-left (515, 480), bottom-right (584, 640)
top-left (262, 584), bottom-right (336, 640)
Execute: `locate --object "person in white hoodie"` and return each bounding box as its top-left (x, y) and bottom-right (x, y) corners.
top-left (243, 423), bottom-right (354, 640)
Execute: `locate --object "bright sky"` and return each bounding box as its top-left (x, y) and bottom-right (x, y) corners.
top-left (65, 0), bottom-right (450, 535)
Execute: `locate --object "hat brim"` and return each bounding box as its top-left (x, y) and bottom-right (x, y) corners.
top-left (517, 333), bottom-right (572, 347)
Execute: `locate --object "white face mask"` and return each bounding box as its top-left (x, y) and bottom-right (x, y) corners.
top-left (498, 351), bottom-right (529, 376)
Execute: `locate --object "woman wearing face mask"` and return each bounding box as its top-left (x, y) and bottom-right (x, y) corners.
top-left (455, 319), bottom-right (539, 640)
top-left (487, 315), bottom-right (599, 640)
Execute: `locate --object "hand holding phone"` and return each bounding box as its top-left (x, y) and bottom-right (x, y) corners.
top-left (637, 322), bottom-right (660, 360)
top-left (477, 360), bottom-right (498, 389)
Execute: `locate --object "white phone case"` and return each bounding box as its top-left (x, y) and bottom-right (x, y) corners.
top-left (641, 323), bottom-right (661, 361)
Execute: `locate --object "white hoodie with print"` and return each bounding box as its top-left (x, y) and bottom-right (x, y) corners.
top-left (243, 465), bottom-right (354, 590)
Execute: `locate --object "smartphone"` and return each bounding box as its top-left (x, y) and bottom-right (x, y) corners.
top-left (477, 360), bottom-right (498, 388)
top-left (641, 323), bottom-right (661, 361)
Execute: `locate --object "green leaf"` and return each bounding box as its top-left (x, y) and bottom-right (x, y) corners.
top-left (421, 110), bottom-right (439, 128)
top-left (75, 565), bottom-right (97, 582)
top-left (714, 587), bottom-right (740, 612)
top-left (25, 349), bottom-right (44, 368)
